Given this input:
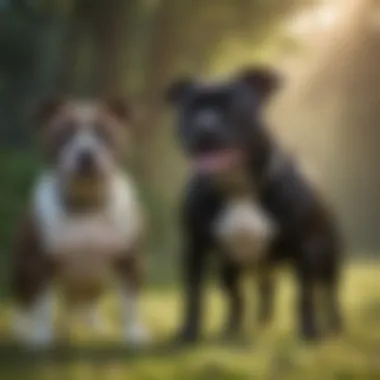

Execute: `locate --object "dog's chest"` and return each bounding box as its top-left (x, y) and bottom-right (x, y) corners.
top-left (33, 173), bottom-right (142, 283)
top-left (213, 198), bottom-right (275, 264)
top-left (44, 213), bottom-right (131, 255)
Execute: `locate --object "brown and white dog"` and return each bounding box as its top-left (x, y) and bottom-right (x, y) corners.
top-left (11, 99), bottom-right (149, 347)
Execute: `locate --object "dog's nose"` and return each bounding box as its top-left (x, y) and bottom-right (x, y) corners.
top-left (197, 129), bottom-right (217, 149)
top-left (76, 150), bottom-right (97, 176)
top-left (194, 126), bottom-right (224, 153)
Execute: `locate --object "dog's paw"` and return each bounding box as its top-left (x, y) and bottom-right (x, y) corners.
top-left (220, 328), bottom-right (244, 342)
top-left (125, 324), bottom-right (150, 347)
top-left (300, 326), bottom-right (321, 343)
top-left (30, 332), bottom-right (54, 349)
top-left (175, 327), bottom-right (200, 345)
top-left (326, 316), bottom-right (343, 338)
top-left (12, 313), bottom-right (29, 342)
top-left (13, 314), bottom-right (53, 349)
top-left (27, 326), bottom-right (54, 349)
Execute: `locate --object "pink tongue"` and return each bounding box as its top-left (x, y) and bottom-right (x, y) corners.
top-left (193, 150), bottom-right (242, 174)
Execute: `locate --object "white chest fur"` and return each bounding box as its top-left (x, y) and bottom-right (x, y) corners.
top-left (33, 171), bottom-right (143, 260)
top-left (213, 198), bottom-right (276, 264)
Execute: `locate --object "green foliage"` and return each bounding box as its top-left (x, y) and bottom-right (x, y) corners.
top-left (0, 149), bottom-right (40, 296)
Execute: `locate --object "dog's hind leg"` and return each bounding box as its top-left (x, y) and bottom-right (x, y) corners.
top-left (323, 282), bottom-right (343, 336)
top-left (295, 237), bottom-right (340, 341)
top-left (320, 258), bottom-right (343, 337)
top-left (295, 246), bottom-right (321, 341)
top-left (296, 275), bottom-right (320, 341)
top-left (323, 242), bottom-right (343, 336)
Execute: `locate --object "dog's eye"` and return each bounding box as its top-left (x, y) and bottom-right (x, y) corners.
top-left (56, 121), bottom-right (75, 145)
top-left (192, 93), bottom-right (230, 110)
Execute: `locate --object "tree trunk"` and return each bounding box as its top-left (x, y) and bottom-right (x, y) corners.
top-left (90, 0), bottom-right (133, 95)
top-left (56, 0), bottom-right (89, 94)
top-left (132, 0), bottom-right (185, 183)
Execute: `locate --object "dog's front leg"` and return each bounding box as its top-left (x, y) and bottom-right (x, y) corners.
top-left (11, 212), bottom-right (55, 348)
top-left (116, 253), bottom-right (149, 346)
top-left (13, 288), bottom-right (55, 348)
top-left (177, 237), bottom-right (210, 344)
top-left (220, 259), bottom-right (244, 339)
top-left (257, 266), bottom-right (276, 327)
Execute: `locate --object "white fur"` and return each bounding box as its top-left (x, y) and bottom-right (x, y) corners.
top-left (120, 288), bottom-right (149, 346)
top-left (33, 170), bottom-right (142, 258)
top-left (13, 289), bottom-right (55, 348)
top-left (214, 198), bottom-right (276, 264)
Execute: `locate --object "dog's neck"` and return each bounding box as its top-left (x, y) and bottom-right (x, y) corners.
top-left (41, 170), bottom-right (115, 216)
top-left (218, 130), bottom-right (286, 199)
top-left (246, 126), bottom-right (285, 188)
top-left (214, 165), bottom-right (256, 198)
top-left (60, 188), bottom-right (106, 214)
top-left (59, 180), bottom-right (109, 215)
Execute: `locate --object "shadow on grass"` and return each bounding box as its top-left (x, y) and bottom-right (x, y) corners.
top-left (0, 335), bottom-right (255, 367)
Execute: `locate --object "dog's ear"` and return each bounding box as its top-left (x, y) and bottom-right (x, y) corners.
top-left (103, 98), bottom-right (130, 122)
top-left (238, 67), bottom-right (281, 100)
top-left (34, 98), bottom-right (65, 127)
top-left (166, 77), bottom-right (194, 105)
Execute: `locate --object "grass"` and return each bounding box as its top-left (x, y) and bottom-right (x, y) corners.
top-left (0, 262), bottom-right (379, 379)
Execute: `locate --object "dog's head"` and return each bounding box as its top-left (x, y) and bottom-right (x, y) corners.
top-left (34, 98), bottom-right (130, 200)
top-left (166, 67), bottom-right (280, 175)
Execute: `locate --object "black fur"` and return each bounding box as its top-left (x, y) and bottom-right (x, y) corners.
top-left (167, 67), bottom-right (342, 342)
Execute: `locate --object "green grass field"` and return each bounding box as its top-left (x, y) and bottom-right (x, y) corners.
top-left (0, 262), bottom-right (379, 379)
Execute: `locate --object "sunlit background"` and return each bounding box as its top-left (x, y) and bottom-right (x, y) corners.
top-left (0, 0), bottom-right (379, 378)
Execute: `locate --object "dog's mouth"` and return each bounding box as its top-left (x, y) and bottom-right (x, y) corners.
top-left (69, 177), bottom-right (101, 194)
top-left (192, 149), bottom-right (244, 174)
top-left (61, 177), bottom-right (107, 212)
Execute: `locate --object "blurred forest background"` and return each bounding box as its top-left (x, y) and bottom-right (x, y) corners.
top-left (0, 0), bottom-right (380, 295)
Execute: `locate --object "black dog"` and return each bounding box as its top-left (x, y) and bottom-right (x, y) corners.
top-left (166, 67), bottom-right (342, 342)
